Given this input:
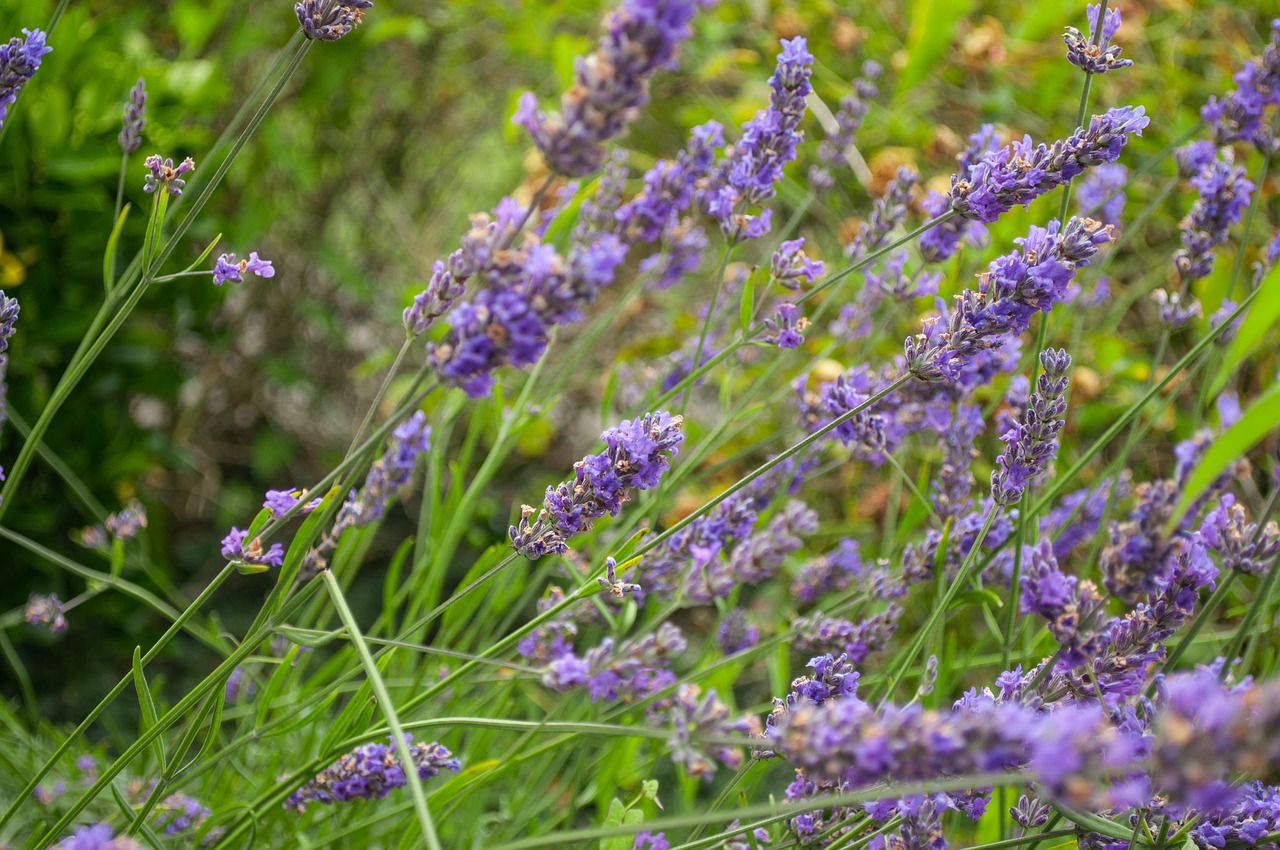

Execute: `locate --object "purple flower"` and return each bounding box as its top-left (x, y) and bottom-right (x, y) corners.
top-left (666, 684), bottom-right (762, 780)
top-left (791, 538), bottom-right (866, 603)
top-left (617, 121), bottom-right (723, 243)
top-left (634, 832), bottom-right (671, 850)
top-left (295, 0), bottom-right (373, 41)
top-left (716, 609), bottom-right (759, 654)
top-left (151, 792), bottom-right (211, 836)
top-left (212, 251), bottom-right (275, 286)
top-left (25, 593), bottom-right (67, 634)
top-left (1201, 494), bottom-right (1280, 576)
top-left (515, 0), bottom-right (708, 177)
top-left (791, 606), bottom-right (902, 666)
top-left (770, 238), bottom-right (824, 290)
top-left (1018, 540), bottom-right (1108, 667)
top-left (263, 488), bottom-right (321, 519)
top-left (1173, 151), bottom-right (1253, 286)
top-left (810, 60), bottom-right (881, 190)
top-left (921, 126), bottom-right (1000, 263)
top-left (142, 155), bottom-right (194, 196)
top-left (118, 78), bottom-right (146, 154)
top-left (1076, 162), bottom-right (1127, 225)
top-left (0, 28), bottom-right (51, 130)
top-left (640, 218), bottom-right (707, 289)
top-left (103, 499), bottom-right (148, 540)
top-left (1201, 21), bottom-right (1280, 149)
top-left (284, 736), bottom-right (459, 812)
top-left (991, 348), bottom-right (1071, 505)
top-left (682, 500), bottom-right (817, 602)
top-left (703, 37), bottom-right (813, 242)
top-left (906, 218), bottom-right (1113, 383)
top-left (763, 302), bottom-right (808, 349)
top-left (225, 665), bottom-right (255, 704)
top-left (949, 107), bottom-right (1149, 224)
top-left (542, 622), bottom-right (686, 703)
top-left (52, 824), bottom-right (140, 850)
top-left (510, 412), bottom-right (684, 558)
top-left (1, 290), bottom-right (21, 483)
top-left (221, 527), bottom-right (285, 569)
top-left (597, 556), bottom-right (642, 598)
top-left (846, 167), bottom-right (917, 263)
top-left (1064, 4), bottom-right (1133, 75)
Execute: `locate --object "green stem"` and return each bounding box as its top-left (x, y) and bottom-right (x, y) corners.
top-left (679, 244), bottom-right (735, 416)
top-left (320, 570), bottom-right (443, 850)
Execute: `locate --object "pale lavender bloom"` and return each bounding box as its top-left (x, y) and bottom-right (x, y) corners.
top-left (596, 556), bottom-right (642, 598)
top-left (515, 0), bottom-right (709, 177)
top-left (284, 736), bottom-right (459, 812)
top-left (1200, 493), bottom-right (1280, 576)
top-left (617, 121), bottom-right (723, 243)
top-left (143, 155), bottom-right (194, 196)
top-left (683, 500), bottom-right (817, 602)
top-left (1209, 298), bottom-right (1243, 345)
top-left (510, 412), bottom-right (684, 558)
top-left (52, 825), bottom-right (140, 850)
top-left (212, 252), bottom-right (275, 286)
top-left (0, 28), bottom-right (51, 130)
top-left (224, 666), bottom-right (254, 704)
top-left (295, 0), bottom-right (373, 41)
top-left (1018, 540), bottom-right (1108, 667)
top-left (103, 499), bottom-right (147, 540)
top-left (221, 527), bottom-right (284, 568)
top-left (634, 832), bottom-right (671, 850)
top-left (118, 78), bottom-right (146, 154)
top-left (791, 605), bottom-right (902, 665)
top-left (0, 290), bottom-right (19, 483)
top-left (1064, 4), bottom-right (1133, 75)
top-left (263, 488), bottom-right (321, 519)
top-left (25, 593), bottom-right (67, 634)
top-left (810, 60), bottom-right (881, 190)
top-left (846, 167), bottom-right (917, 263)
top-left (1201, 21), bottom-right (1280, 149)
top-left (949, 108), bottom-right (1148, 223)
top-left (640, 218), bottom-right (707, 289)
top-left (791, 538), bottom-right (865, 603)
top-left (1174, 152), bottom-right (1253, 285)
top-left (716, 609), bottom-right (759, 654)
top-left (542, 622), bottom-right (686, 703)
top-left (1175, 140), bottom-right (1218, 179)
top-left (763, 302), bottom-right (808, 349)
top-left (150, 792), bottom-right (212, 836)
top-left (665, 684), bottom-right (761, 780)
top-left (770, 238), bottom-right (823, 290)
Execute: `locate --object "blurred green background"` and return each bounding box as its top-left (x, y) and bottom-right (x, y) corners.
top-left (0, 0), bottom-right (1276, 725)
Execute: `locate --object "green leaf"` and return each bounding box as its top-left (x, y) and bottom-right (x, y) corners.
top-left (1172, 380), bottom-right (1280, 527)
top-left (103, 204), bottom-right (131, 293)
top-left (738, 269), bottom-right (756, 334)
top-left (953, 589), bottom-right (1004, 610)
top-left (599, 798), bottom-right (644, 850)
top-left (132, 647), bottom-right (165, 765)
top-left (1210, 264), bottom-right (1280, 395)
top-left (895, 0), bottom-right (975, 97)
top-left (178, 233), bottom-right (224, 276)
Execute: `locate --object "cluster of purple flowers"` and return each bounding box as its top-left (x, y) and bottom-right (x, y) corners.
top-left (715, 609), bottom-right (759, 654)
top-left (791, 605), bottom-right (903, 666)
top-left (142, 155), bottom-right (195, 197)
top-left (1076, 162), bottom-right (1128, 226)
top-left (616, 121), bottom-right (723, 247)
top-left (515, 0), bottom-right (710, 177)
top-left (25, 592), bottom-right (67, 634)
top-left (0, 27), bottom-right (50, 129)
top-left (150, 791), bottom-right (213, 836)
top-left (295, 0), bottom-right (373, 42)
top-left (52, 825), bottom-right (140, 850)
top-left (80, 499), bottom-right (149, 549)
top-left (666, 684), bottom-right (761, 779)
top-left (991, 348), bottom-right (1071, 505)
top-left (681, 500), bottom-right (817, 603)
top-left (0, 290), bottom-right (19, 484)
top-left (1018, 540), bottom-right (1108, 668)
top-left (947, 107), bottom-right (1148, 224)
top-left (220, 527), bottom-right (285, 569)
top-left (510, 412), bottom-right (684, 559)
top-left (906, 217), bottom-right (1113, 383)
top-left (1201, 494), bottom-right (1280, 576)
top-left (212, 252), bottom-right (275, 286)
top-left (285, 736), bottom-right (459, 813)
top-left (1202, 21), bottom-right (1280, 151)
top-left (539, 622), bottom-right (686, 702)
top-left (763, 302), bottom-right (809, 349)
top-left (1063, 5), bottom-right (1133, 75)
top-left (118, 78), bottom-right (146, 154)
top-left (703, 37), bottom-right (814, 242)
top-left (770, 238), bottom-right (824, 290)
top-left (920, 125), bottom-right (1000, 264)
top-left (809, 60), bottom-right (881, 191)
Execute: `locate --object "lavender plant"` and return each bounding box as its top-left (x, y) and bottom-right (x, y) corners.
top-left (3, 3), bottom-right (1280, 850)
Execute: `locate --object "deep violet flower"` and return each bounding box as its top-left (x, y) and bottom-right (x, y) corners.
top-left (616, 121), bottom-right (724, 243)
top-left (1064, 4), bottom-right (1133, 75)
top-left (510, 412), bottom-right (684, 558)
top-left (948, 107), bottom-right (1149, 224)
top-left (1172, 151), bottom-right (1253, 287)
top-left (0, 28), bottom-right (50, 130)
top-left (284, 736), bottom-right (459, 812)
top-left (295, 0), bottom-right (373, 41)
top-left (716, 609), bottom-right (759, 654)
top-left (991, 348), bottom-right (1071, 505)
top-left (920, 125), bottom-right (1001, 264)
top-left (515, 0), bottom-right (710, 177)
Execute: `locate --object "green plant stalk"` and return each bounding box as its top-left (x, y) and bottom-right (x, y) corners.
top-left (0, 565), bottom-right (236, 832)
top-left (680, 243), bottom-right (736, 417)
top-left (345, 337), bottom-right (414, 459)
top-left (320, 569), bottom-right (444, 850)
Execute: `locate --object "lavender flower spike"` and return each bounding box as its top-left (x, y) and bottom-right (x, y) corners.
top-left (0, 290), bottom-right (19, 482)
top-left (212, 252), bottom-right (276, 286)
top-left (949, 107), bottom-right (1149, 224)
top-left (118, 78), bottom-right (146, 154)
top-left (143, 155), bottom-right (194, 197)
top-left (992, 348), bottom-right (1071, 505)
top-left (295, 1), bottom-right (373, 42)
top-left (510, 412), bottom-right (684, 558)
top-left (1064, 5), bottom-right (1133, 75)
top-left (770, 238), bottom-right (824, 290)
top-left (515, 0), bottom-right (709, 177)
top-left (285, 736), bottom-right (459, 812)
top-left (0, 28), bottom-right (51, 130)
top-left (52, 824), bottom-right (141, 850)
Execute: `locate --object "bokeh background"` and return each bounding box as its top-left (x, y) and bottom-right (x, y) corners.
top-left (0, 0), bottom-right (1276, 727)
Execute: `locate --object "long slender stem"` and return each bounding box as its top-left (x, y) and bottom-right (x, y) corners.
top-left (321, 570), bottom-right (444, 850)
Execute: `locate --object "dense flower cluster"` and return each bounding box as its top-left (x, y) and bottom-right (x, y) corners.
top-left (991, 348), bottom-right (1071, 505)
top-left (616, 121), bottom-right (723, 245)
top-left (143, 155), bottom-right (194, 197)
top-left (1202, 21), bottom-right (1280, 150)
top-left (515, 0), bottom-right (709, 177)
top-left (948, 107), bottom-right (1148, 223)
top-left (0, 28), bottom-right (50, 129)
top-left (1064, 5), bottom-right (1133, 75)
top-left (511, 412), bottom-right (684, 558)
top-left (52, 825), bottom-right (140, 850)
top-left (920, 125), bottom-right (1000, 263)
top-left (1171, 151), bottom-right (1253, 290)
top-left (665, 684), bottom-right (761, 779)
top-left (285, 736), bottom-right (459, 812)
top-left (704, 37), bottom-right (814, 241)
top-left (295, 0), bottom-right (373, 42)
top-left (118, 78), bottom-right (146, 154)
top-left (540, 621), bottom-right (686, 702)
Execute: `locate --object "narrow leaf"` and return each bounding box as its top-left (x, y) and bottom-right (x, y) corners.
top-left (132, 647), bottom-right (165, 765)
top-left (103, 203), bottom-right (131, 293)
top-left (738, 270), bottom-right (757, 334)
top-left (1211, 263), bottom-right (1280, 395)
